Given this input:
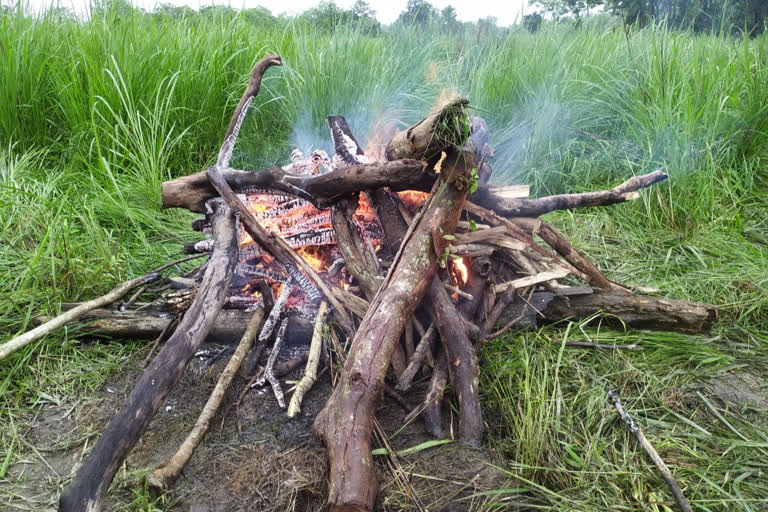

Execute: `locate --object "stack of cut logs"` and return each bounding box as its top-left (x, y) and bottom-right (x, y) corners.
top-left (12, 55), bottom-right (716, 512)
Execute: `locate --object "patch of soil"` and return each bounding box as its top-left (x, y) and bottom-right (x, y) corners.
top-left (4, 342), bottom-right (515, 511)
top-left (707, 371), bottom-right (768, 415)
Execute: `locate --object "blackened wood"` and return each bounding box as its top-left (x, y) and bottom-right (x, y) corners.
top-left (313, 158), bottom-right (471, 512)
top-left (58, 199), bottom-right (238, 512)
top-left (206, 165), bottom-right (354, 333)
top-left (330, 197), bottom-right (380, 299)
top-left (162, 159), bottom-right (429, 212)
top-left (427, 279), bottom-right (483, 446)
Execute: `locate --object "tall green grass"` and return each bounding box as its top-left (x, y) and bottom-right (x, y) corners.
top-left (0, 5), bottom-right (766, 510)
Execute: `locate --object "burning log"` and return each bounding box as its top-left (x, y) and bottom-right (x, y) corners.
top-left (313, 149), bottom-right (472, 511)
top-left (58, 199), bottom-right (239, 512)
top-left (162, 159), bottom-right (430, 212)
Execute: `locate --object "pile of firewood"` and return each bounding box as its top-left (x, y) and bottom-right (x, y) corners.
top-left (2, 55), bottom-right (718, 512)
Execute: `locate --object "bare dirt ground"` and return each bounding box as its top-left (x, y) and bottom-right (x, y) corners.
top-left (3, 341), bottom-right (513, 511)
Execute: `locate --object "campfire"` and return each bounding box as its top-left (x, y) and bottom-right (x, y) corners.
top-left (4, 54), bottom-right (719, 512)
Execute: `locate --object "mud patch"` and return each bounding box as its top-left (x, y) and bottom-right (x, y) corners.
top-left (3, 343), bottom-right (514, 511)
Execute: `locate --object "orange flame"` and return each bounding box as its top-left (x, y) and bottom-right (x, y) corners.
top-left (453, 258), bottom-right (469, 286)
top-left (397, 190), bottom-right (429, 209)
top-left (297, 246), bottom-right (325, 272)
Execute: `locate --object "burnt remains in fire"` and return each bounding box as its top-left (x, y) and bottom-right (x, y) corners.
top-left (14, 54), bottom-right (717, 512)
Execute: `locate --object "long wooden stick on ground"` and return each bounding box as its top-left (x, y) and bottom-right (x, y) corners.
top-left (148, 306), bottom-right (265, 491)
top-left (606, 386), bottom-right (693, 512)
top-left (1, 272), bottom-right (161, 361)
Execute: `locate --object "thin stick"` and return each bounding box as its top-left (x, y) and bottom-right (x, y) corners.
top-left (259, 280), bottom-right (292, 343)
top-left (494, 268), bottom-right (570, 294)
top-left (265, 318), bottom-right (288, 408)
top-left (444, 283), bottom-right (473, 301)
top-left (287, 302), bottom-right (329, 418)
top-left (149, 307), bottom-right (265, 491)
top-left (1, 272), bottom-right (160, 361)
top-left (396, 323), bottom-right (436, 392)
top-left (606, 386), bottom-right (693, 512)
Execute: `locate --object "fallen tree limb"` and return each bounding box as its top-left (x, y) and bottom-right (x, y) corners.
top-left (148, 306), bottom-right (265, 491)
top-left (541, 290), bottom-right (719, 334)
top-left (313, 150), bottom-right (471, 511)
top-left (484, 170), bottom-right (668, 218)
top-left (607, 386), bottom-right (693, 512)
top-left (58, 199), bottom-right (239, 512)
top-left (1, 272), bottom-right (161, 362)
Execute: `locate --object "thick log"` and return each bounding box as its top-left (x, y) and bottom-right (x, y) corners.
top-left (34, 307), bottom-right (314, 344)
top-left (0, 272), bottom-right (160, 361)
top-left (427, 279), bottom-right (483, 446)
top-left (162, 160), bottom-right (429, 212)
top-left (540, 290), bottom-right (719, 334)
top-left (313, 153), bottom-right (471, 512)
top-left (58, 199), bottom-right (238, 512)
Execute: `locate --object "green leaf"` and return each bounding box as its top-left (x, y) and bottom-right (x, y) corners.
top-left (372, 439), bottom-right (455, 457)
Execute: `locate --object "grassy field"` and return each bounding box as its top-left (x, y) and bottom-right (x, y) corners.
top-left (1, 5), bottom-right (766, 511)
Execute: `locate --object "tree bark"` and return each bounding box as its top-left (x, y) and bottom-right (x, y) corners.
top-left (58, 199), bottom-right (238, 512)
top-left (162, 160), bottom-right (429, 212)
top-left (480, 170), bottom-right (668, 218)
top-left (313, 157), bottom-right (471, 512)
top-left (540, 290), bottom-right (719, 333)
top-left (427, 278), bottom-right (483, 446)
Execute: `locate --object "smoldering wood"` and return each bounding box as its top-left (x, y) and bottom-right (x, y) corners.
top-left (264, 318), bottom-right (288, 408)
top-left (162, 159), bottom-right (430, 212)
top-left (313, 155), bottom-right (471, 512)
top-left (207, 165), bottom-right (353, 333)
top-left (330, 196), bottom-right (380, 299)
top-left (58, 199), bottom-right (239, 512)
